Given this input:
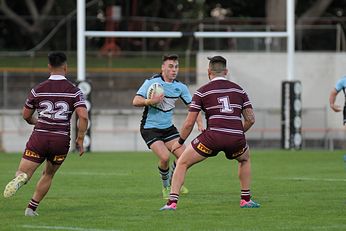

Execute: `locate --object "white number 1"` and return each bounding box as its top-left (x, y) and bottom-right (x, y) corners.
top-left (218, 96), bottom-right (233, 113)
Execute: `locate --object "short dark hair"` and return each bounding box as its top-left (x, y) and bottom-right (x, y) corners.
top-left (162, 54), bottom-right (179, 62)
top-left (208, 56), bottom-right (227, 74)
top-left (48, 52), bottom-right (67, 67)
top-left (207, 56), bottom-right (226, 65)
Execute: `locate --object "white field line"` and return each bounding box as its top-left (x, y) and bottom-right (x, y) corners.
top-left (279, 224), bottom-right (346, 230)
top-left (21, 225), bottom-right (121, 231)
top-left (273, 177), bottom-right (346, 182)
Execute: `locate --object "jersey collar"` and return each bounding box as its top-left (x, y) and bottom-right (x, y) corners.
top-left (49, 75), bottom-right (66, 80)
top-left (211, 76), bottom-right (227, 81)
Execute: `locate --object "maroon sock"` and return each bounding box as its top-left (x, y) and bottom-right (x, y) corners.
top-left (241, 189), bottom-right (251, 202)
top-left (28, 198), bottom-right (39, 211)
top-left (167, 193), bottom-right (179, 205)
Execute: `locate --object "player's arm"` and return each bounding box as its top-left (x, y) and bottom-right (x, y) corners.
top-left (75, 106), bottom-right (89, 156)
top-left (22, 107), bottom-right (37, 125)
top-left (172, 111), bottom-right (199, 152)
top-left (196, 112), bottom-right (205, 132)
top-left (180, 111), bottom-right (199, 139)
top-left (329, 88), bottom-right (341, 112)
top-left (132, 94), bottom-right (163, 107)
top-left (242, 108), bottom-right (255, 132)
top-left (186, 102), bottom-right (204, 132)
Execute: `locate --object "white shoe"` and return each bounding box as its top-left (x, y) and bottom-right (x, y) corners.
top-left (25, 208), bottom-right (39, 216)
top-left (3, 173), bottom-right (28, 198)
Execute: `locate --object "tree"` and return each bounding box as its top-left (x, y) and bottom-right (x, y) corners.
top-left (296, 0), bottom-right (334, 50)
top-left (266, 0), bottom-right (334, 50)
top-left (0, 0), bottom-right (55, 35)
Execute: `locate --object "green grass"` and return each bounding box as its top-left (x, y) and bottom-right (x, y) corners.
top-left (0, 150), bottom-right (345, 231)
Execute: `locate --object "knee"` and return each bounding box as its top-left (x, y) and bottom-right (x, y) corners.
top-left (159, 156), bottom-right (170, 165)
top-left (42, 170), bottom-right (56, 178)
top-left (176, 158), bottom-right (189, 169)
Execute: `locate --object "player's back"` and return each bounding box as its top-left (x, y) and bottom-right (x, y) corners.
top-left (195, 78), bottom-right (252, 136)
top-left (26, 77), bottom-right (85, 136)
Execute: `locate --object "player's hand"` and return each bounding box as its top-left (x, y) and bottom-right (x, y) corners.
top-left (150, 93), bottom-right (164, 105)
top-left (171, 141), bottom-right (183, 154)
top-left (330, 104), bottom-right (342, 112)
top-left (197, 124), bottom-right (205, 132)
top-left (76, 137), bottom-right (85, 156)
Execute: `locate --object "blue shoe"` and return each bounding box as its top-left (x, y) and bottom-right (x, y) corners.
top-left (160, 202), bottom-right (177, 211)
top-left (240, 199), bottom-right (260, 208)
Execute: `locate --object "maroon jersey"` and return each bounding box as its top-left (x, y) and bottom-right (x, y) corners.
top-left (24, 75), bottom-right (86, 137)
top-left (189, 77), bottom-right (252, 136)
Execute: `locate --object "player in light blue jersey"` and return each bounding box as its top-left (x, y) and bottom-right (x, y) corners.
top-left (133, 54), bottom-right (203, 199)
top-left (329, 76), bottom-right (346, 124)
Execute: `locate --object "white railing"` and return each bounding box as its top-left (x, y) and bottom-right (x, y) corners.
top-left (0, 108), bottom-right (343, 152)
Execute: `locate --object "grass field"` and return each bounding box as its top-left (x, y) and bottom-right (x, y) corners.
top-left (0, 150), bottom-right (345, 231)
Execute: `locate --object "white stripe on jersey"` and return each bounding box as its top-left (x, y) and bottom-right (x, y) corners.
top-left (37, 119), bottom-right (70, 126)
top-left (74, 101), bottom-right (86, 107)
top-left (209, 115), bottom-right (242, 121)
top-left (195, 88), bottom-right (245, 97)
top-left (31, 89), bottom-right (82, 98)
top-left (189, 103), bottom-right (201, 110)
top-left (34, 129), bottom-right (69, 136)
top-left (210, 127), bottom-right (244, 135)
top-left (230, 104), bottom-right (243, 109)
top-left (25, 102), bottom-right (34, 108)
top-left (243, 101), bottom-right (251, 107)
top-left (205, 104), bottom-right (242, 110)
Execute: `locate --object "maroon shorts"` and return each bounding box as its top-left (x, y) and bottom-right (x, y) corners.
top-left (191, 130), bottom-right (248, 160)
top-left (23, 132), bottom-right (70, 165)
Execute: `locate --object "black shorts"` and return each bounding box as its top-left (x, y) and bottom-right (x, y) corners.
top-left (140, 125), bottom-right (180, 148)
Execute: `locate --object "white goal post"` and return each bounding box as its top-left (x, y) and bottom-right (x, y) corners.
top-left (77, 0), bottom-right (295, 82)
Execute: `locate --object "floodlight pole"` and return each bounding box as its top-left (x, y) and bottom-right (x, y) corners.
top-left (77, 0), bottom-right (86, 81)
top-left (287, 0), bottom-right (295, 81)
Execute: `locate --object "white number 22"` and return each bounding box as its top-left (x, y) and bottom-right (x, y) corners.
top-left (39, 101), bottom-right (69, 120)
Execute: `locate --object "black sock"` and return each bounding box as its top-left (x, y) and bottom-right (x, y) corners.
top-left (158, 166), bottom-right (170, 188)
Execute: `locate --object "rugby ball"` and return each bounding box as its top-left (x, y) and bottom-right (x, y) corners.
top-left (147, 83), bottom-right (164, 99)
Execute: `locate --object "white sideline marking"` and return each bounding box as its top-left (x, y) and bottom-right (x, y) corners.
top-left (275, 177), bottom-right (346, 182)
top-left (21, 225), bottom-right (120, 231)
top-left (60, 171), bottom-right (130, 176)
top-left (279, 224), bottom-right (346, 230)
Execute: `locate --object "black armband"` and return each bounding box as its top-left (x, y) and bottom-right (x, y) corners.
top-left (178, 137), bottom-right (185, 145)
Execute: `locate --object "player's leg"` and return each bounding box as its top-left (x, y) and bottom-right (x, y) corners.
top-left (3, 157), bottom-right (41, 198)
top-left (25, 135), bottom-right (69, 216)
top-left (165, 138), bottom-right (189, 194)
top-left (236, 148), bottom-right (260, 208)
top-left (4, 133), bottom-right (48, 198)
top-left (25, 160), bottom-right (62, 216)
top-left (150, 140), bottom-right (172, 199)
top-left (160, 144), bottom-right (206, 210)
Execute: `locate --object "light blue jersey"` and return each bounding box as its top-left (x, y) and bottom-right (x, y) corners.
top-left (136, 74), bottom-right (192, 129)
top-left (335, 76), bottom-right (346, 92)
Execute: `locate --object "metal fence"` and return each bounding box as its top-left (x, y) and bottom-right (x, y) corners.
top-left (0, 107), bottom-right (344, 152)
